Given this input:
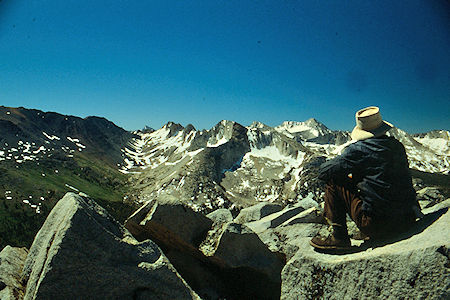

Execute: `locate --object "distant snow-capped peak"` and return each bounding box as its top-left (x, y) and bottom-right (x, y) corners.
top-left (275, 118), bottom-right (331, 140)
top-left (413, 130), bottom-right (450, 156)
top-left (120, 118), bottom-right (449, 176)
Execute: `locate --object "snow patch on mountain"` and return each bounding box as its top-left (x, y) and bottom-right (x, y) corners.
top-left (275, 119), bottom-right (331, 139)
top-left (0, 141), bottom-right (52, 164)
top-left (120, 124), bottom-right (204, 173)
top-left (207, 137), bottom-right (229, 148)
top-left (42, 132), bottom-right (60, 141)
top-left (387, 128), bottom-right (449, 174)
top-left (247, 145), bottom-right (305, 171)
top-left (414, 130), bottom-right (450, 155)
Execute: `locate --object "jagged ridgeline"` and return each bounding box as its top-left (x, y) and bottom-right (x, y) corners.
top-left (0, 106), bottom-right (449, 249)
top-left (122, 117), bottom-right (449, 213)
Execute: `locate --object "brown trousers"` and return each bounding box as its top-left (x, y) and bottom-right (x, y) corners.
top-left (323, 181), bottom-right (414, 239)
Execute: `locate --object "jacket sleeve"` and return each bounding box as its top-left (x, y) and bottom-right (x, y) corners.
top-left (318, 143), bottom-right (366, 183)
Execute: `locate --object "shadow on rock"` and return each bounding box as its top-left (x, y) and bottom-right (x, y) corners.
top-left (314, 207), bottom-right (448, 255)
top-left (313, 245), bottom-right (367, 255)
top-left (125, 200), bottom-right (284, 300)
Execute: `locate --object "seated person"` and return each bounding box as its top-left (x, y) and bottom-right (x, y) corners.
top-left (310, 106), bottom-right (421, 250)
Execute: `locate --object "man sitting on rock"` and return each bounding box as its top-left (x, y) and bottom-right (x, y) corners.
top-left (310, 106), bottom-right (421, 250)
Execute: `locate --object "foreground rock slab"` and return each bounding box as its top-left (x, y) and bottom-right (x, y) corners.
top-left (21, 193), bottom-right (199, 300)
top-left (125, 200), bottom-right (213, 248)
top-left (0, 246), bottom-right (28, 300)
top-left (214, 223), bottom-right (285, 284)
top-left (206, 208), bottom-right (233, 224)
top-left (126, 200), bottom-right (285, 299)
top-left (234, 202), bottom-right (283, 224)
top-left (281, 203), bottom-right (450, 299)
top-left (245, 203), bottom-right (306, 234)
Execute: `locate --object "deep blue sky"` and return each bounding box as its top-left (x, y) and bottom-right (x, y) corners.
top-left (1, 1), bottom-right (449, 133)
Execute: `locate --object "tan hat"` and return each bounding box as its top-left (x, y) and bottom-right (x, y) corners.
top-left (351, 106), bottom-right (394, 141)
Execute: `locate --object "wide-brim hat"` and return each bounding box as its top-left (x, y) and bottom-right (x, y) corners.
top-left (351, 106), bottom-right (394, 141)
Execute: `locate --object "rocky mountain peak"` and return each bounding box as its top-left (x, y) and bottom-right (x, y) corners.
top-left (275, 119), bottom-right (332, 142)
top-left (413, 130), bottom-right (450, 156)
top-left (248, 121), bottom-right (270, 130)
top-left (414, 130), bottom-right (450, 139)
top-left (211, 120), bottom-right (246, 135)
top-left (205, 120), bottom-right (247, 147)
top-left (304, 117), bottom-right (319, 125)
top-left (162, 121), bottom-right (185, 137)
top-left (142, 125), bottom-right (155, 132)
top-left (210, 120), bottom-right (235, 132)
top-left (387, 127), bottom-right (424, 148)
top-left (278, 119), bottom-right (321, 132)
top-left (184, 124), bottom-right (196, 133)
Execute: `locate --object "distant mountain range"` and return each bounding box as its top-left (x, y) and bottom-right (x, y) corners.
top-left (121, 116), bottom-right (449, 214)
top-left (0, 106), bottom-right (448, 248)
top-left (0, 106), bottom-right (134, 166)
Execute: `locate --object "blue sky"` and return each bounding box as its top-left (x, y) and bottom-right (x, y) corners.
top-left (1, 1), bottom-right (449, 133)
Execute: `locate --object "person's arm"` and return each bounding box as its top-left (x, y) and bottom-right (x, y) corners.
top-left (318, 143), bottom-right (366, 183)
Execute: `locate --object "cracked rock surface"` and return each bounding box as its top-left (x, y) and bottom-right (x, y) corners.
top-left (0, 246), bottom-right (28, 300)
top-left (280, 200), bottom-right (450, 299)
top-left (20, 193), bottom-right (199, 300)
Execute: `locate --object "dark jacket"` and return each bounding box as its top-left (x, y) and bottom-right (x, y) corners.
top-left (318, 135), bottom-right (417, 217)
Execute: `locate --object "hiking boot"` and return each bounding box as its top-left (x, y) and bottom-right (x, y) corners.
top-left (351, 230), bottom-right (369, 241)
top-left (310, 234), bottom-right (351, 250)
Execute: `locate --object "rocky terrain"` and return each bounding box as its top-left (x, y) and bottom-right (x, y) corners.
top-left (1, 192), bottom-right (448, 299)
top-left (1, 106), bottom-right (449, 299)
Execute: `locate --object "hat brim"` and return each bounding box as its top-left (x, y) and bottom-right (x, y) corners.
top-left (351, 120), bottom-right (394, 141)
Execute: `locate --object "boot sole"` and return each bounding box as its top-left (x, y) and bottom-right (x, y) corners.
top-left (309, 239), bottom-right (351, 250)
